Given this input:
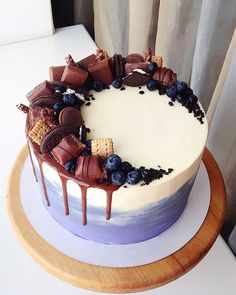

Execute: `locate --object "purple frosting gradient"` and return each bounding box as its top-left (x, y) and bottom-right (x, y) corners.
top-left (36, 166), bottom-right (195, 244)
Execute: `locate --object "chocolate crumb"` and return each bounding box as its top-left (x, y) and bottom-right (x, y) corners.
top-left (120, 86), bottom-right (126, 91)
top-left (139, 86), bottom-right (142, 89)
top-left (123, 185), bottom-right (127, 188)
top-left (85, 97), bottom-right (90, 101)
top-left (139, 90), bottom-right (144, 95)
top-left (169, 101), bottom-right (174, 106)
top-left (171, 97), bottom-right (176, 102)
top-left (91, 97), bottom-right (95, 100)
top-left (89, 94), bottom-right (93, 97)
top-left (86, 128), bottom-right (91, 133)
top-left (85, 102), bottom-right (91, 106)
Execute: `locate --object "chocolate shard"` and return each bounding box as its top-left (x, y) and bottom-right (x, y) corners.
top-left (125, 62), bottom-right (148, 76)
top-left (51, 134), bottom-right (85, 166)
top-left (123, 70), bottom-right (150, 87)
top-left (49, 66), bottom-right (66, 81)
top-left (153, 67), bottom-right (177, 91)
top-left (26, 81), bottom-right (53, 102)
top-left (61, 65), bottom-right (88, 87)
top-left (144, 47), bottom-right (152, 62)
top-left (75, 155), bottom-right (105, 179)
top-left (88, 58), bottom-right (113, 85)
top-left (111, 54), bottom-right (125, 79)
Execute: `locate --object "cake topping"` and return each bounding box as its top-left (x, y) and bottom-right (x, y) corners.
top-left (51, 134), bottom-right (85, 165)
top-left (75, 155), bottom-right (105, 179)
top-left (28, 120), bottom-right (51, 145)
top-left (123, 70), bottom-right (150, 87)
top-left (61, 66), bottom-right (88, 87)
top-left (30, 95), bottom-right (61, 108)
top-left (40, 125), bottom-right (80, 153)
top-left (153, 67), bottom-right (177, 92)
top-left (91, 138), bottom-right (114, 158)
top-left (58, 107), bottom-right (84, 128)
top-left (65, 54), bottom-right (76, 66)
top-left (88, 59), bottom-right (113, 85)
top-left (144, 47), bottom-right (152, 62)
top-left (49, 66), bottom-right (66, 81)
top-left (26, 81), bottom-right (53, 102)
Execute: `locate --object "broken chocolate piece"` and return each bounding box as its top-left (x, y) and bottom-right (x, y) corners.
top-left (75, 155), bottom-right (105, 179)
top-left (77, 54), bottom-right (97, 69)
top-left (51, 134), bottom-right (85, 165)
top-left (29, 95), bottom-right (61, 108)
top-left (88, 59), bottom-right (113, 85)
top-left (144, 47), bottom-right (152, 62)
top-left (26, 81), bottom-right (53, 102)
top-left (61, 66), bottom-right (88, 87)
top-left (49, 66), bottom-right (66, 81)
top-left (153, 67), bottom-right (177, 91)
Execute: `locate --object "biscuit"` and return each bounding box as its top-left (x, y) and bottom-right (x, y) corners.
top-left (28, 120), bottom-right (51, 145)
top-left (91, 138), bottom-right (114, 158)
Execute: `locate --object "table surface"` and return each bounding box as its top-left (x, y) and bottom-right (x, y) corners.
top-left (1, 24), bottom-right (236, 295)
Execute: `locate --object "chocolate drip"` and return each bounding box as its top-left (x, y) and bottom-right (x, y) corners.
top-left (37, 156), bottom-right (50, 206)
top-left (27, 140), bottom-right (38, 182)
top-left (106, 191), bottom-right (113, 220)
top-left (80, 185), bottom-right (88, 225)
top-left (59, 174), bottom-right (69, 215)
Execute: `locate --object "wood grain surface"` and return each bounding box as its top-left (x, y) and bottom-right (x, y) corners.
top-left (7, 146), bottom-right (226, 293)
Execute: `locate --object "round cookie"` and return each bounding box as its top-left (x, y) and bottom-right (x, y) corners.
top-left (59, 107), bottom-right (84, 128)
top-left (123, 70), bottom-right (150, 87)
top-left (40, 125), bottom-right (80, 154)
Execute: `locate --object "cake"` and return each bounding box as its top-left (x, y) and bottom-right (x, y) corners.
top-left (18, 48), bottom-right (208, 244)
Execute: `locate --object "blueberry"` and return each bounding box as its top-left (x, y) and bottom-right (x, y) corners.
top-left (104, 154), bottom-right (122, 172)
top-left (53, 102), bottom-right (65, 112)
top-left (112, 78), bottom-right (122, 89)
top-left (63, 93), bottom-right (76, 105)
top-left (147, 79), bottom-right (158, 91)
top-left (54, 92), bottom-right (63, 99)
top-left (176, 81), bottom-right (188, 93)
top-left (126, 170), bottom-right (141, 185)
top-left (54, 85), bottom-right (66, 93)
top-left (93, 80), bottom-right (103, 92)
top-left (111, 171), bottom-right (126, 185)
top-left (121, 161), bottom-right (134, 174)
top-left (166, 85), bottom-right (177, 98)
top-left (188, 94), bottom-right (198, 105)
top-left (176, 94), bottom-right (186, 103)
top-left (147, 62), bottom-right (158, 75)
top-left (185, 87), bottom-right (193, 97)
top-left (65, 159), bottom-right (76, 173)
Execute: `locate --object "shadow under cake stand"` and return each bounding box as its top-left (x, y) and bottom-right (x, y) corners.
top-left (7, 146), bottom-right (226, 293)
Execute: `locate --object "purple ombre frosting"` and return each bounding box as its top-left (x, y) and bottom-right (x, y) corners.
top-left (36, 165), bottom-right (195, 244)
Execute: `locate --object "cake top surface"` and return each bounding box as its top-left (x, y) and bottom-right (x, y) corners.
top-left (83, 86), bottom-right (208, 177)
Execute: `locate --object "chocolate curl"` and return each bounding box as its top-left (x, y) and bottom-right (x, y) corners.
top-left (65, 54), bottom-right (76, 66)
top-left (16, 104), bottom-right (29, 113)
top-left (144, 47), bottom-right (152, 62)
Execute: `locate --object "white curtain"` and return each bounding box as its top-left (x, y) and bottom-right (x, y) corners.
top-left (94, 0), bottom-right (236, 251)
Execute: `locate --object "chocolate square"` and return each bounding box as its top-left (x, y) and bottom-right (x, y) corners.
top-left (88, 59), bottom-right (113, 85)
top-left (51, 134), bottom-right (85, 166)
top-left (75, 155), bottom-right (105, 179)
top-left (49, 66), bottom-right (65, 81)
top-left (61, 66), bottom-right (88, 87)
top-left (26, 81), bottom-right (53, 102)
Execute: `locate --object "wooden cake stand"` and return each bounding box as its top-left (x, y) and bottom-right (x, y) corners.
top-left (7, 146), bottom-right (226, 293)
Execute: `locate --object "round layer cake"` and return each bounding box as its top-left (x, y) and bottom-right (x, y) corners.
top-left (21, 49), bottom-right (208, 244)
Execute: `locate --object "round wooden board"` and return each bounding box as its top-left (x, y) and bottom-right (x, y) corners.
top-left (7, 146), bottom-right (226, 293)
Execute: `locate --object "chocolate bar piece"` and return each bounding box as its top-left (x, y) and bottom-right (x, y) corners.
top-left (26, 81), bottom-right (53, 102)
top-left (51, 134), bottom-right (85, 166)
top-left (77, 54), bottom-right (97, 69)
top-left (88, 59), bottom-right (113, 85)
top-left (75, 155), bottom-right (105, 179)
top-left (153, 67), bottom-right (177, 90)
top-left (61, 66), bottom-right (88, 87)
top-left (49, 66), bottom-right (66, 81)
top-left (125, 62), bottom-right (148, 75)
